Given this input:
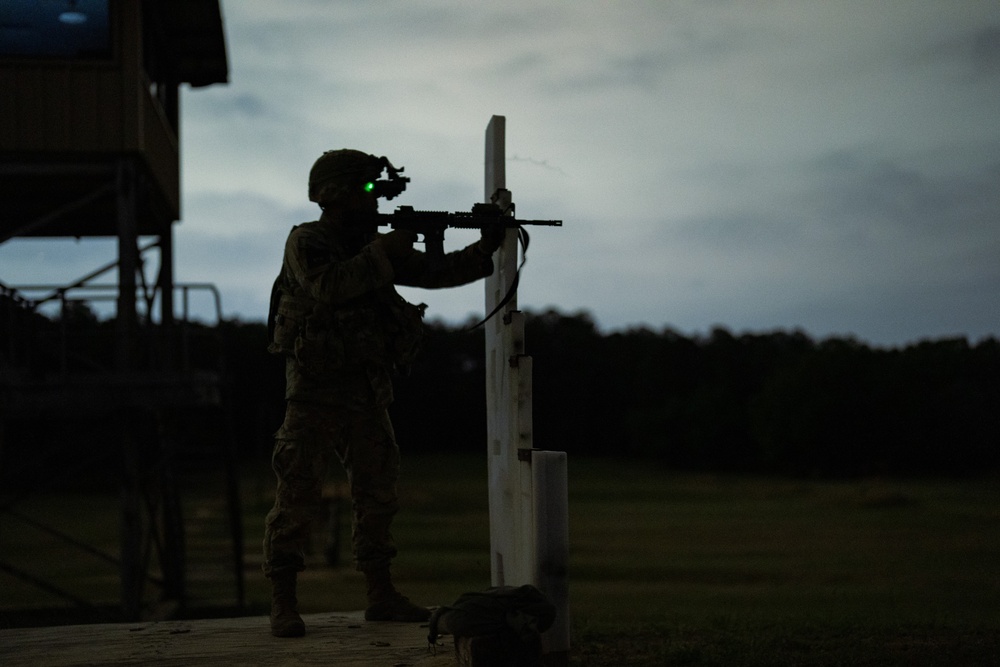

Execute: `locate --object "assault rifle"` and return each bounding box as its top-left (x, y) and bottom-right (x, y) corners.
top-left (353, 160), bottom-right (561, 259)
top-left (360, 199), bottom-right (562, 262)
top-left (358, 195), bottom-right (561, 327)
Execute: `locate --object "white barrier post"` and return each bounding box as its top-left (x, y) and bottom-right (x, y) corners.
top-left (483, 115), bottom-right (569, 664)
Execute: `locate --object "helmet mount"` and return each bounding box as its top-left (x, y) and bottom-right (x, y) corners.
top-left (308, 149), bottom-right (410, 203)
top-left (366, 155), bottom-right (410, 201)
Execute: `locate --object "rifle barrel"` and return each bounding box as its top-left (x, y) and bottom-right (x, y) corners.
top-left (372, 206), bottom-right (562, 230)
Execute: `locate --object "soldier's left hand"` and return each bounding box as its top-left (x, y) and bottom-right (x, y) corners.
top-left (478, 224), bottom-right (505, 255)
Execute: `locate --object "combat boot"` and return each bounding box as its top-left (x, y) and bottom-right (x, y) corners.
top-left (269, 570), bottom-right (306, 637)
top-left (363, 567), bottom-right (430, 622)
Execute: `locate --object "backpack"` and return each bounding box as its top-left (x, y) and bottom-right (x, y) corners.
top-left (427, 585), bottom-right (556, 663)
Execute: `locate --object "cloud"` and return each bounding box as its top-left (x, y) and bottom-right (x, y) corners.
top-left (971, 25), bottom-right (1000, 74)
top-left (4, 0), bottom-right (996, 349)
top-left (163, 0), bottom-right (1000, 346)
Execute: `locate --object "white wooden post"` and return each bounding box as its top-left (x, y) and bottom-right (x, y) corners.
top-left (484, 115), bottom-right (570, 663)
top-left (484, 115), bottom-right (531, 588)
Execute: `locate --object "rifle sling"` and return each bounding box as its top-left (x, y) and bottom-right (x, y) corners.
top-left (466, 226), bottom-right (530, 330)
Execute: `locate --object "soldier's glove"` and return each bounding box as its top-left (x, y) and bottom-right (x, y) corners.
top-left (376, 229), bottom-right (418, 260)
top-left (477, 224), bottom-right (506, 256)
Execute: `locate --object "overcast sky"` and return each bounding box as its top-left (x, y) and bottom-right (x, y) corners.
top-left (4, 0), bottom-right (999, 348)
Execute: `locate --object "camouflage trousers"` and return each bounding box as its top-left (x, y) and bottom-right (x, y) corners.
top-left (262, 399), bottom-right (400, 577)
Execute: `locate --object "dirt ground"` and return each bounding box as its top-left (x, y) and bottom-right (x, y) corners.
top-left (0, 611), bottom-right (457, 667)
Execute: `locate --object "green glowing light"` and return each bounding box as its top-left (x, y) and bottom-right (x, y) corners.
top-left (364, 182), bottom-right (375, 193)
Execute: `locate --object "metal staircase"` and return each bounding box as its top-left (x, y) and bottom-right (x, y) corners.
top-left (0, 266), bottom-right (244, 623)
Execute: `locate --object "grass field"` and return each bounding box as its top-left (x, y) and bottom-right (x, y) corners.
top-left (3, 453), bottom-right (999, 665)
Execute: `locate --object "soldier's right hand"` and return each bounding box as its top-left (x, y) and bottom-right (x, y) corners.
top-left (376, 229), bottom-right (418, 259)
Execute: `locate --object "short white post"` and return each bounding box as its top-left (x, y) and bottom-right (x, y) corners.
top-left (484, 115), bottom-right (570, 664)
top-left (532, 450), bottom-right (570, 659)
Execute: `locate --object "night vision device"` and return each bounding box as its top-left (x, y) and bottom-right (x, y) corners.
top-left (364, 156), bottom-right (410, 201)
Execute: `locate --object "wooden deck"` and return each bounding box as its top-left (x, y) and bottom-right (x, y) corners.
top-left (0, 611), bottom-right (457, 666)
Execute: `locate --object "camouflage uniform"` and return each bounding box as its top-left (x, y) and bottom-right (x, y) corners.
top-left (263, 210), bottom-right (493, 577)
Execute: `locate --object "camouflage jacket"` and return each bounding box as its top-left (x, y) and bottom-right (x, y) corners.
top-left (268, 211), bottom-right (494, 408)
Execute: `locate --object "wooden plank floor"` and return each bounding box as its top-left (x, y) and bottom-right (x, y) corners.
top-left (0, 611), bottom-right (457, 666)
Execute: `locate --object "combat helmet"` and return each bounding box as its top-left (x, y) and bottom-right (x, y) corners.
top-left (308, 149), bottom-right (409, 203)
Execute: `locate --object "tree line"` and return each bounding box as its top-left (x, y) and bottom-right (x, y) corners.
top-left (219, 310), bottom-right (1000, 478)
